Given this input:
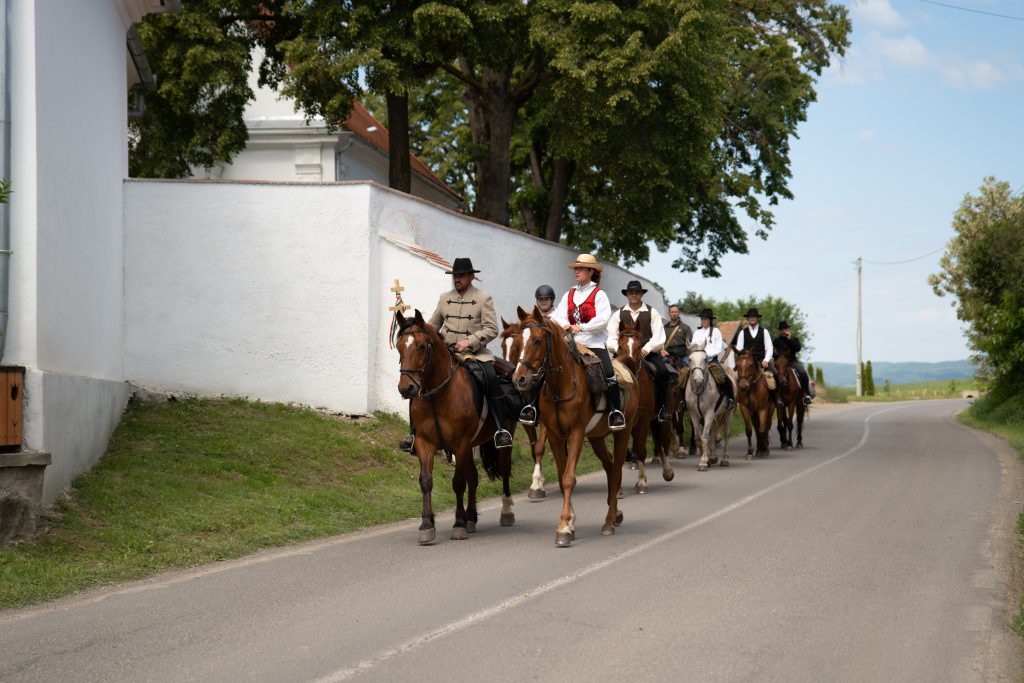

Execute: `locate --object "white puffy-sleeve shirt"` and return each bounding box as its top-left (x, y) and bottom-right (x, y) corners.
top-left (692, 326), bottom-right (725, 359)
top-left (551, 282), bottom-right (611, 349)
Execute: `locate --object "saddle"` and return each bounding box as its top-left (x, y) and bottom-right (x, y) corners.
top-left (642, 359), bottom-right (678, 379)
top-left (462, 360), bottom-right (524, 419)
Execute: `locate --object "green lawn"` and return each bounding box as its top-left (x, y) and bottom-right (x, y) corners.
top-left (819, 378), bottom-right (981, 403)
top-left (0, 398), bottom-right (605, 611)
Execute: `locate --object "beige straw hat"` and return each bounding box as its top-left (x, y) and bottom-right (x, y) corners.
top-left (567, 253), bottom-right (604, 272)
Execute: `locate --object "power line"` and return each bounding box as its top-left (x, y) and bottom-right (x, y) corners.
top-left (862, 246), bottom-right (946, 266)
top-left (911, 0), bottom-right (1024, 22)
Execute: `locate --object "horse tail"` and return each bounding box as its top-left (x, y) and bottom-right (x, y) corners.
top-left (479, 440), bottom-right (500, 481)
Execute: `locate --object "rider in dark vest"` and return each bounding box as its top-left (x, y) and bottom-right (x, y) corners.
top-left (731, 307), bottom-right (783, 407)
top-left (773, 320), bottom-right (813, 406)
top-left (606, 281), bottom-right (673, 422)
top-left (548, 254), bottom-right (626, 431)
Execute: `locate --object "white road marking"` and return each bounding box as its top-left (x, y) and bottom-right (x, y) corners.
top-left (315, 405), bottom-right (909, 682)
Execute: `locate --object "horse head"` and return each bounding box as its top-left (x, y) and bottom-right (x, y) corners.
top-left (686, 339), bottom-right (708, 369)
top-left (615, 321), bottom-right (643, 371)
top-left (394, 309), bottom-right (445, 398)
top-left (500, 317), bottom-right (525, 365)
top-left (733, 348), bottom-right (757, 392)
top-left (511, 305), bottom-right (560, 392)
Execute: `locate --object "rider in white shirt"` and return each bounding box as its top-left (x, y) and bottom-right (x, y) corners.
top-left (549, 254), bottom-right (626, 431)
top-left (731, 307), bottom-right (782, 407)
top-left (686, 308), bottom-right (735, 410)
top-left (606, 281), bottom-right (672, 422)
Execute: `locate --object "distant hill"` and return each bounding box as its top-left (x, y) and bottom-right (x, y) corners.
top-left (811, 360), bottom-right (975, 388)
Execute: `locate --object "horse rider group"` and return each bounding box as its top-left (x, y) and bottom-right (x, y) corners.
top-left (398, 252), bottom-right (812, 453)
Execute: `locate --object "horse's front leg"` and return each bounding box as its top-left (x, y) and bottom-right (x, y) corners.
top-left (415, 441), bottom-right (437, 545)
top-left (450, 443), bottom-right (474, 540)
top-left (499, 439), bottom-right (516, 527)
top-left (796, 404), bottom-right (805, 449)
top-left (550, 429), bottom-right (580, 547)
top-left (656, 422), bottom-right (675, 482)
top-left (633, 423), bottom-right (650, 494)
top-left (740, 403), bottom-right (754, 457)
top-left (528, 424), bottom-right (547, 499)
top-left (776, 408), bottom-right (788, 449)
top-left (592, 434), bottom-right (625, 534)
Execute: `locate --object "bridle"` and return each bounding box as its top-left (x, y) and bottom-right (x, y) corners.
top-left (516, 320), bottom-right (580, 433)
top-left (397, 329), bottom-right (457, 399)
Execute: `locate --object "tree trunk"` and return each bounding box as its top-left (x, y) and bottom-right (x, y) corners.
top-left (464, 66), bottom-right (517, 226)
top-left (386, 90), bottom-right (411, 194)
top-left (544, 158), bottom-right (574, 243)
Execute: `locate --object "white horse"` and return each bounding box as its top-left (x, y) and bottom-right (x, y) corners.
top-left (684, 341), bottom-right (736, 471)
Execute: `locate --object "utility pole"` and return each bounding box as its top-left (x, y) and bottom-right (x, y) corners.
top-left (856, 256), bottom-right (863, 397)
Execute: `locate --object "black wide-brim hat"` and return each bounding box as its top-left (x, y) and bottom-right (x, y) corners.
top-left (744, 307), bottom-right (762, 318)
top-left (698, 307), bottom-right (715, 320)
top-left (621, 280), bottom-right (648, 295)
top-left (778, 320), bottom-right (790, 330)
top-left (445, 257), bottom-right (481, 275)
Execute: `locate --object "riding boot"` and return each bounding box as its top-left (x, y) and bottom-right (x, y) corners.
top-left (606, 376), bottom-right (626, 431)
top-left (720, 379), bottom-right (736, 411)
top-left (399, 402), bottom-right (416, 454)
top-left (656, 379), bottom-right (672, 422)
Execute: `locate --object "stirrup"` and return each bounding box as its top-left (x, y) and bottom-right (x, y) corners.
top-left (519, 405), bottom-right (538, 426)
top-left (608, 410), bottom-right (627, 431)
top-left (726, 399), bottom-right (736, 411)
top-left (494, 429), bottom-right (513, 449)
top-left (803, 396), bottom-right (813, 406)
top-left (399, 434), bottom-right (415, 453)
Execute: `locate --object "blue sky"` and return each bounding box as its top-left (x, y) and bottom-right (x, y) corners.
top-left (637, 0), bottom-right (1024, 364)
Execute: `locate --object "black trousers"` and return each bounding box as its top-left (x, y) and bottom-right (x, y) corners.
top-left (646, 352), bottom-right (671, 409)
top-left (589, 347), bottom-right (622, 411)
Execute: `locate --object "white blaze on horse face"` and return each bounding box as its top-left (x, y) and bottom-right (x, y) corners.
top-left (404, 334), bottom-right (414, 351)
top-left (503, 337), bottom-right (513, 361)
top-left (627, 337), bottom-right (635, 358)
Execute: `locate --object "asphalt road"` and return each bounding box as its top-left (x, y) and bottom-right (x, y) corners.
top-left (1, 400), bottom-right (1020, 682)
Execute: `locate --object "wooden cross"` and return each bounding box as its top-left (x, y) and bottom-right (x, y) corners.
top-left (388, 279), bottom-right (410, 313)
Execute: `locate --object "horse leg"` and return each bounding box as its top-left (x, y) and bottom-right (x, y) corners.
top-left (776, 408), bottom-right (787, 450)
top-left (796, 403), bottom-right (805, 449)
top-left (552, 430), bottom-right (581, 547)
top-left (528, 424), bottom-right (547, 499)
top-left (718, 411), bottom-right (730, 467)
top-left (633, 423), bottom-right (650, 494)
top-left (742, 405), bottom-right (754, 458)
top-left (499, 441), bottom-right (515, 527)
top-left (594, 433), bottom-right (627, 534)
top-left (415, 441), bottom-right (437, 545)
top-left (450, 446), bottom-right (471, 540)
top-left (657, 422), bottom-right (675, 482)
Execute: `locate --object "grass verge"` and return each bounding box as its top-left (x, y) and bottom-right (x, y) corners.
top-left (0, 398), bottom-right (605, 611)
top-left (959, 392), bottom-right (1024, 635)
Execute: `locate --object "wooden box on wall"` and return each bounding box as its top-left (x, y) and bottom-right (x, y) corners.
top-left (0, 366), bottom-right (24, 450)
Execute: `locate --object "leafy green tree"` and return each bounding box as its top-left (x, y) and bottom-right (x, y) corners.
top-left (0, 179), bottom-right (10, 204)
top-left (815, 365), bottom-right (824, 386)
top-left (864, 360), bottom-right (875, 396)
top-left (930, 178), bottom-right (1024, 398)
top-left (807, 362), bottom-right (815, 380)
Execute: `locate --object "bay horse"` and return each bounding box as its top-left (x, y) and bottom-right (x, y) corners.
top-left (395, 310), bottom-right (516, 545)
top-left (615, 322), bottom-right (674, 493)
top-left (500, 318), bottom-right (548, 499)
top-left (773, 354), bottom-right (806, 450)
top-left (732, 347), bottom-right (775, 458)
top-left (511, 306), bottom-right (638, 547)
top-left (684, 340), bottom-right (736, 471)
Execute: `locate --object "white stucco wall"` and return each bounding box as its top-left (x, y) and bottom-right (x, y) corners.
top-left (124, 181), bottom-right (374, 413)
top-left (7, 1), bottom-right (134, 502)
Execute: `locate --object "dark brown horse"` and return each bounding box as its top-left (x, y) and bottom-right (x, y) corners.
top-left (395, 310), bottom-right (516, 545)
top-left (732, 348), bottom-right (775, 458)
top-left (615, 322), bottom-right (675, 494)
top-left (511, 306), bottom-right (638, 547)
top-left (773, 354), bottom-right (806, 450)
top-left (500, 318), bottom-right (548, 499)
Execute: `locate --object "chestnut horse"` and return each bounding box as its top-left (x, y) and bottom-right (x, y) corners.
top-left (395, 310), bottom-right (516, 545)
top-left (511, 306), bottom-right (638, 547)
top-left (500, 318), bottom-right (548, 499)
top-left (773, 354), bottom-right (806, 450)
top-left (615, 323), bottom-right (675, 493)
top-left (732, 347), bottom-right (775, 458)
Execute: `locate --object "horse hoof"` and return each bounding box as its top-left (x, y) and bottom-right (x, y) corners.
top-left (785, 446), bottom-right (793, 452)
top-left (451, 527), bottom-right (469, 541)
top-left (467, 520), bottom-right (477, 533)
top-left (601, 524), bottom-right (615, 536)
top-left (635, 484), bottom-right (647, 495)
top-left (555, 532), bottom-right (573, 547)
top-left (697, 464), bottom-right (708, 472)
top-left (500, 513), bottom-right (515, 527)
top-left (663, 470), bottom-right (674, 482)
top-left (418, 528), bottom-right (436, 545)
top-left (629, 462), bottom-right (638, 470)
top-left (747, 449), bottom-right (754, 456)
top-left (719, 460), bottom-right (729, 467)
top-left (746, 454), bottom-right (753, 461)
top-left (528, 488), bottom-right (546, 499)
top-left (796, 443), bottom-right (804, 449)
top-left (615, 511), bottom-right (624, 525)
top-left (709, 458), bottom-right (719, 466)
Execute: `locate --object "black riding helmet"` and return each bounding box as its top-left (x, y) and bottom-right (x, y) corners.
top-left (535, 284), bottom-right (556, 300)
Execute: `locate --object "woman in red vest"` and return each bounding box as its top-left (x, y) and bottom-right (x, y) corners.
top-left (549, 254), bottom-right (626, 431)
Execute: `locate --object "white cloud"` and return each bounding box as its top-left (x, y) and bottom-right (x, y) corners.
top-left (940, 59), bottom-right (1005, 90)
top-left (852, 0), bottom-right (908, 30)
top-left (871, 33), bottom-right (931, 69)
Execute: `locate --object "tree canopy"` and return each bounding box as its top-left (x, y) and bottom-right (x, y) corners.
top-left (930, 178), bottom-right (1024, 397)
top-left (674, 291), bottom-right (812, 354)
top-left (130, 0), bottom-right (850, 277)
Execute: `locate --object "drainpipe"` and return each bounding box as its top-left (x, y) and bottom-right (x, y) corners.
top-left (0, 0), bottom-right (11, 361)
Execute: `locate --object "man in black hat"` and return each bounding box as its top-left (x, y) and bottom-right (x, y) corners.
top-left (731, 307), bottom-right (782, 407)
top-left (774, 321), bottom-right (813, 406)
top-left (399, 257), bottom-right (514, 453)
top-left (606, 280), bottom-right (673, 422)
top-left (680, 308), bottom-right (734, 410)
